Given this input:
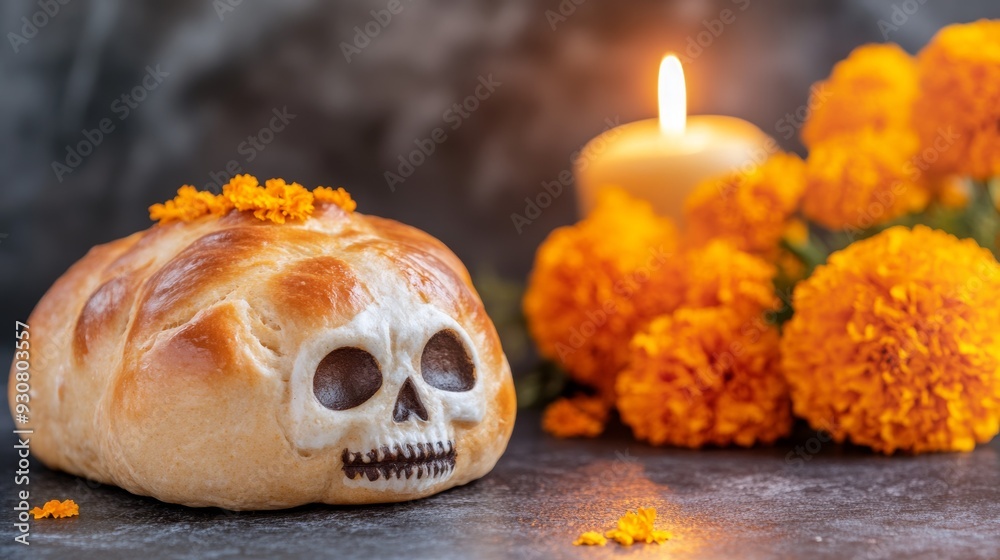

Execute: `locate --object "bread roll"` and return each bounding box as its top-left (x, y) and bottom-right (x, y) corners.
top-left (9, 204), bottom-right (516, 509)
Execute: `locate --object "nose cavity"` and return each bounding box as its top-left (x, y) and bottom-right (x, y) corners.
top-left (393, 377), bottom-right (429, 423)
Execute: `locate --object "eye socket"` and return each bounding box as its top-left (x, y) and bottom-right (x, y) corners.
top-left (421, 330), bottom-right (476, 392)
top-left (313, 347), bottom-right (382, 410)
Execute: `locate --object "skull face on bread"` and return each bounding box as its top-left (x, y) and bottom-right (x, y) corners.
top-left (10, 201), bottom-right (516, 509)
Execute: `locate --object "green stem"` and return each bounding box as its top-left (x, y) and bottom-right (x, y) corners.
top-left (781, 237), bottom-right (827, 274)
top-left (965, 179), bottom-right (1000, 254)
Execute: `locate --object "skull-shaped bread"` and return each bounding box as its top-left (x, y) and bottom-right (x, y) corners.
top-left (9, 201), bottom-right (516, 509)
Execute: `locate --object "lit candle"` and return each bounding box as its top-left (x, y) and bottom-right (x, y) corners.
top-left (574, 54), bottom-right (774, 224)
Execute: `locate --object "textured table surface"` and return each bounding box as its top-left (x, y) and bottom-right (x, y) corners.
top-left (2, 409), bottom-right (998, 560)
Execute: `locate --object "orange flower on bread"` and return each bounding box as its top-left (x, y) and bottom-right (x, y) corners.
top-left (149, 175), bottom-right (356, 225)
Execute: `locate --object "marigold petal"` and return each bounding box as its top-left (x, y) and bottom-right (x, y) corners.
top-left (605, 529), bottom-right (635, 546)
top-left (573, 531), bottom-right (608, 546)
top-left (542, 395), bottom-right (609, 438)
top-left (30, 499), bottom-right (79, 519)
top-left (314, 186), bottom-right (357, 213)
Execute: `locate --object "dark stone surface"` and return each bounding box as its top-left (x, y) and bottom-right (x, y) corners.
top-left (2, 410), bottom-right (998, 560)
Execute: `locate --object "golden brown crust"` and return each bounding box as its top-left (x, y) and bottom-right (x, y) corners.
top-left (73, 273), bottom-right (138, 362)
top-left (267, 256), bottom-right (370, 329)
top-left (9, 207), bottom-right (515, 509)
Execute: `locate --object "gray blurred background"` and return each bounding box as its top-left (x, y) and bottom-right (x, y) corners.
top-left (2, 0), bottom-right (999, 372)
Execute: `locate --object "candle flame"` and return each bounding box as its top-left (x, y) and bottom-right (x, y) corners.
top-left (658, 54), bottom-right (686, 136)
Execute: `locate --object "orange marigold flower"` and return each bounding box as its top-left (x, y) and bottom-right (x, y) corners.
top-left (670, 240), bottom-right (780, 320)
top-left (222, 173), bottom-right (265, 212)
top-left (684, 152), bottom-right (806, 258)
top-left (616, 307), bottom-right (791, 449)
top-left (573, 531), bottom-right (608, 546)
top-left (542, 395), bottom-right (610, 438)
top-left (802, 129), bottom-right (932, 230)
top-left (30, 499), bottom-right (79, 519)
top-left (313, 186), bottom-right (357, 213)
top-left (524, 191), bottom-right (777, 400)
top-left (222, 175), bottom-right (315, 224)
top-left (151, 176), bottom-right (357, 225)
top-left (915, 19), bottom-right (1000, 179)
top-left (261, 178), bottom-right (314, 224)
top-left (148, 185), bottom-right (232, 224)
top-left (801, 43), bottom-right (918, 148)
top-left (523, 187), bottom-right (679, 398)
top-left (781, 225), bottom-right (1000, 454)
top-left (604, 507), bottom-right (672, 546)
